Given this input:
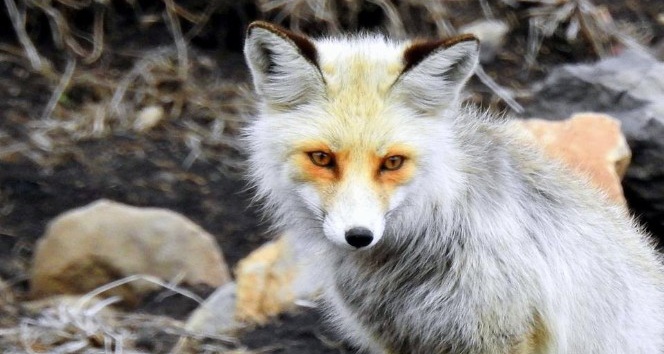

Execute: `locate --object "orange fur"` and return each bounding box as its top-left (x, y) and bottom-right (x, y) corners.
top-left (292, 141), bottom-right (417, 210)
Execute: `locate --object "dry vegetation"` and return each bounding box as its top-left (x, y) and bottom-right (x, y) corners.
top-left (1, 0), bottom-right (253, 171)
top-left (0, 275), bottom-right (247, 353)
top-left (1, 0), bottom-right (661, 352)
top-left (0, 0), bottom-right (650, 167)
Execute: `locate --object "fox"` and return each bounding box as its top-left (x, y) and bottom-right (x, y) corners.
top-left (242, 21), bottom-right (664, 354)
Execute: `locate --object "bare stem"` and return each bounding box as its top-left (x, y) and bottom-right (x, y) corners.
top-left (4, 0), bottom-right (43, 71)
top-left (164, 0), bottom-right (189, 80)
top-left (40, 57), bottom-right (77, 121)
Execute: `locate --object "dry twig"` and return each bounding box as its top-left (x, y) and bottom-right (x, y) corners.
top-left (4, 0), bottom-right (45, 72)
top-left (40, 56), bottom-right (77, 121)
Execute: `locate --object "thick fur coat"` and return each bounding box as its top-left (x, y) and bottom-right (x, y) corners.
top-left (243, 21), bottom-right (664, 353)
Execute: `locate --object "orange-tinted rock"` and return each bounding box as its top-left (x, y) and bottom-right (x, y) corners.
top-left (518, 113), bottom-right (631, 204)
top-left (234, 236), bottom-right (298, 324)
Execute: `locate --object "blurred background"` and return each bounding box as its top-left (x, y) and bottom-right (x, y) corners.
top-left (0, 0), bottom-right (663, 353)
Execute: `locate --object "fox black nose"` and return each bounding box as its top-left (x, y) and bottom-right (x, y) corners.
top-left (345, 227), bottom-right (374, 248)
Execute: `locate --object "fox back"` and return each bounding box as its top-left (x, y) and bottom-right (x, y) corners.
top-left (243, 22), bottom-right (664, 354)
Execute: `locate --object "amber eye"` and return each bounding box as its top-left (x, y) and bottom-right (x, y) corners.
top-left (382, 155), bottom-right (405, 171)
top-left (308, 151), bottom-right (334, 167)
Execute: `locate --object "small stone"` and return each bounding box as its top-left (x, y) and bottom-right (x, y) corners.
top-left (30, 199), bottom-right (230, 305)
top-left (518, 113), bottom-right (631, 204)
top-left (133, 106), bottom-right (165, 133)
top-left (459, 20), bottom-right (510, 63)
top-left (180, 282), bottom-right (238, 339)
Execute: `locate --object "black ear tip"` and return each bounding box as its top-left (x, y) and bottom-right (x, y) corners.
top-left (246, 21), bottom-right (288, 37)
top-left (445, 34), bottom-right (480, 50)
top-left (245, 22), bottom-right (320, 69)
top-left (402, 34), bottom-right (478, 74)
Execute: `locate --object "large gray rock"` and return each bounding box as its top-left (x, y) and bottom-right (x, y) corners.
top-left (459, 20), bottom-right (509, 63)
top-left (522, 50), bottom-right (664, 238)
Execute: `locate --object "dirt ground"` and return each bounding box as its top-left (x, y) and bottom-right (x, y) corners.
top-left (1, 0), bottom-right (663, 352)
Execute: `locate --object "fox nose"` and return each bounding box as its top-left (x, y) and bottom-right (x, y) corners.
top-left (345, 227), bottom-right (374, 248)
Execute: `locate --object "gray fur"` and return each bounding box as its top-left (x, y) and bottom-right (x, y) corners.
top-left (320, 111), bottom-right (664, 353)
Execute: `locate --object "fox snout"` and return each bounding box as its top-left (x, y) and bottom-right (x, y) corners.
top-left (320, 189), bottom-right (387, 250)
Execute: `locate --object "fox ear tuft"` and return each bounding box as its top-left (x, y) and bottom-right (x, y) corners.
top-left (244, 21), bottom-right (325, 109)
top-left (391, 35), bottom-right (479, 114)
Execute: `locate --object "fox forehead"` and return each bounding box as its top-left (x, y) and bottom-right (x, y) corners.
top-left (315, 36), bottom-right (409, 121)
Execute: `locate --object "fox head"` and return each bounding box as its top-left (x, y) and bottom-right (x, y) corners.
top-left (244, 22), bottom-right (478, 250)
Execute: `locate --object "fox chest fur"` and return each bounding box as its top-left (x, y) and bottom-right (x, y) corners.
top-left (243, 21), bottom-right (664, 354)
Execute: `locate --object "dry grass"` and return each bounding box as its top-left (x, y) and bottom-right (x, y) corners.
top-left (0, 275), bottom-right (247, 353)
top-left (0, 0), bottom-right (252, 171)
top-left (0, 49), bottom-right (253, 170)
top-left (516, 0), bottom-right (650, 68)
top-left (255, 0), bottom-right (457, 37)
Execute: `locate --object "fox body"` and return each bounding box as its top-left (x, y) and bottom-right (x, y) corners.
top-left (243, 22), bottom-right (664, 354)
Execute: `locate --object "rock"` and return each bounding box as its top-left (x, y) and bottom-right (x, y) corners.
top-left (459, 20), bottom-right (509, 63)
top-left (30, 199), bottom-right (230, 305)
top-left (234, 234), bottom-right (321, 325)
top-left (174, 232), bottom-right (324, 343)
top-left (133, 105), bottom-right (165, 133)
top-left (522, 49), bottom-right (664, 237)
top-left (518, 113), bottom-right (631, 204)
top-left (183, 282), bottom-right (238, 334)
top-left (173, 282), bottom-right (238, 352)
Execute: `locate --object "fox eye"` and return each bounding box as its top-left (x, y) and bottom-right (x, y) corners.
top-left (308, 151), bottom-right (334, 167)
top-left (382, 155), bottom-right (405, 171)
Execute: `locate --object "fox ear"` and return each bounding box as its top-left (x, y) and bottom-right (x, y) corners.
top-left (244, 21), bottom-right (325, 109)
top-left (391, 35), bottom-right (479, 114)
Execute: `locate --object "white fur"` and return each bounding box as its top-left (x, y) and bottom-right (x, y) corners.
top-left (244, 24), bottom-right (664, 354)
top-left (322, 183), bottom-right (385, 249)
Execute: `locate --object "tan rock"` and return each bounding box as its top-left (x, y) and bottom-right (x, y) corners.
top-left (518, 113), bottom-right (631, 204)
top-left (30, 199), bottom-right (230, 305)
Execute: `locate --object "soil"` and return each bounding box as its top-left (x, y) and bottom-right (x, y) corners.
top-left (1, 0), bottom-right (663, 352)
